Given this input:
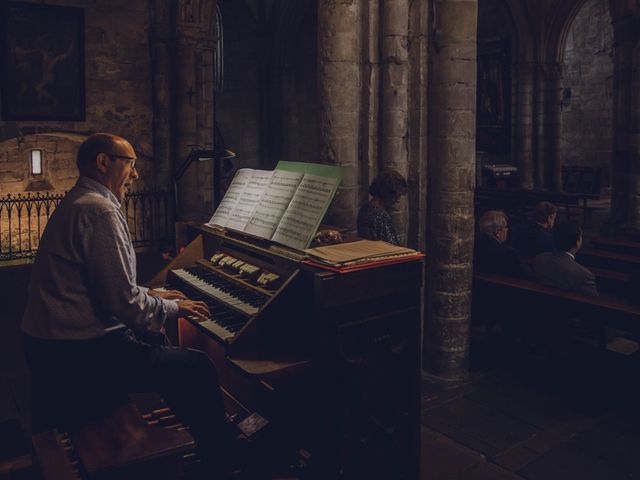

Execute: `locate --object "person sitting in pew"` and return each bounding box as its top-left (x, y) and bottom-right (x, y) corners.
top-left (533, 222), bottom-right (598, 296)
top-left (512, 201), bottom-right (557, 256)
top-left (474, 210), bottom-right (529, 277)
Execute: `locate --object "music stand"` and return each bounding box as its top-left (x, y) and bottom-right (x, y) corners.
top-left (172, 143), bottom-right (236, 216)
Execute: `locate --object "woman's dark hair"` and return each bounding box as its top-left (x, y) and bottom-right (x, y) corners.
top-left (369, 170), bottom-right (408, 203)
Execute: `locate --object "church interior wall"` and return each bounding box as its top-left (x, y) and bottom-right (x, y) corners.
top-left (0, 0), bottom-right (636, 386)
top-left (561, 0), bottom-right (614, 189)
top-left (216, 0), bottom-right (318, 174)
top-left (215, 0), bottom-right (262, 172)
top-left (0, 0), bottom-right (156, 196)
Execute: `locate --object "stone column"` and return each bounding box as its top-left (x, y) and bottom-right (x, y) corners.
top-left (610, 4), bottom-right (640, 229)
top-left (381, 0), bottom-right (410, 244)
top-left (426, 0), bottom-right (477, 378)
top-left (360, 0), bottom-right (380, 201)
top-left (543, 62), bottom-right (562, 191)
top-left (174, 0), bottom-right (217, 220)
top-left (149, 0), bottom-right (173, 189)
top-left (318, 0), bottom-right (362, 230)
top-left (513, 62), bottom-right (536, 189)
top-left (407, 0), bottom-right (429, 249)
top-left (533, 63), bottom-right (545, 189)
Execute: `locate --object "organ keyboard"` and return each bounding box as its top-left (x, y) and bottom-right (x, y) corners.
top-left (163, 223), bottom-right (423, 479)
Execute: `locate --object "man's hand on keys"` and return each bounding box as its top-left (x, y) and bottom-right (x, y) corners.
top-left (149, 289), bottom-right (187, 300)
top-left (176, 299), bottom-right (210, 321)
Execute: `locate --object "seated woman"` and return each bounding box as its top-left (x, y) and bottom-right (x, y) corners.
top-left (357, 169), bottom-right (408, 245)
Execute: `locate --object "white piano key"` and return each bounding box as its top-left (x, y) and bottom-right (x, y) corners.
top-left (197, 319), bottom-right (236, 341)
top-left (173, 269), bottom-right (259, 315)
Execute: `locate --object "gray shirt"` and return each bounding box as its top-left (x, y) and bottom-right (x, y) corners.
top-left (22, 176), bottom-right (179, 340)
top-left (533, 251), bottom-right (598, 296)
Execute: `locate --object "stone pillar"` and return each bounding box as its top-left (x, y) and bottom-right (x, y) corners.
top-left (360, 0), bottom-right (380, 201)
top-left (543, 62), bottom-right (562, 191)
top-left (533, 63), bottom-right (546, 189)
top-left (174, 0), bottom-right (217, 220)
top-left (407, 0), bottom-right (429, 249)
top-left (426, 0), bottom-right (477, 378)
top-left (318, 0), bottom-right (362, 230)
top-left (381, 0), bottom-right (410, 244)
top-left (149, 0), bottom-right (173, 189)
top-left (513, 62), bottom-right (535, 189)
top-left (610, 4), bottom-right (640, 229)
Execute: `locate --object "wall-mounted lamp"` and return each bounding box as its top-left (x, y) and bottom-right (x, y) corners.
top-left (30, 150), bottom-right (43, 175)
top-left (560, 87), bottom-right (572, 111)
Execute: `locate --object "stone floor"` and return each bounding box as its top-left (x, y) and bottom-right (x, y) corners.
top-left (420, 329), bottom-right (640, 480)
top-left (4, 330), bottom-right (640, 479)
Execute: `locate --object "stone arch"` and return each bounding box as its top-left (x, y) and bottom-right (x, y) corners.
top-left (546, 0), bottom-right (591, 64)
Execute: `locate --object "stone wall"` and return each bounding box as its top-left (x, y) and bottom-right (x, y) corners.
top-left (215, 1), bottom-right (261, 171)
top-left (0, 134), bottom-right (85, 195)
top-left (216, 1), bottom-right (318, 172)
top-left (561, 0), bottom-right (614, 188)
top-left (0, 0), bottom-right (155, 194)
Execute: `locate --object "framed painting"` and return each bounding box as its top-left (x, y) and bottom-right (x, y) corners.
top-left (1, 2), bottom-right (85, 121)
top-left (476, 40), bottom-right (511, 154)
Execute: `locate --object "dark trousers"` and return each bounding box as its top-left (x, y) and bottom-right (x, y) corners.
top-left (23, 329), bottom-right (230, 466)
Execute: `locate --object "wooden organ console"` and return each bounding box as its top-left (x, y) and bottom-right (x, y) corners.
top-left (164, 223), bottom-right (423, 479)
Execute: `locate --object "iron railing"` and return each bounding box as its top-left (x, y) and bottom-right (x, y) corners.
top-left (0, 190), bottom-right (173, 261)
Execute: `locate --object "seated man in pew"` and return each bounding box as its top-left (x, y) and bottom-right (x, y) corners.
top-left (512, 201), bottom-right (557, 256)
top-left (474, 210), bottom-right (529, 278)
top-left (533, 222), bottom-right (598, 296)
top-left (21, 133), bottom-right (236, 477)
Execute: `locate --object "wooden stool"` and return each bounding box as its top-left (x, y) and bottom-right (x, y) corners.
top-left (32, 402), bottom-right (196, 479)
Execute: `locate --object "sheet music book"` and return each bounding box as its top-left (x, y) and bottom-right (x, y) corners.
top-left (206, 161), bottom-right (343, 251)
top-left (304, 240), bottom-right (420, 266)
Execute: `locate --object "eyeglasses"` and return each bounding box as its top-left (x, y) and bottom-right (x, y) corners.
top-left (107, 154), bottom-right (136, 169)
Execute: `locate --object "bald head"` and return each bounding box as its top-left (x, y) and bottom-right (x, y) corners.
top-left (76, 133), bottom-right (139, 201)
top-left (76, 133), bottom-right (129, 175)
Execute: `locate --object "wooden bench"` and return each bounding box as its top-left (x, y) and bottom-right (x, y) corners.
top-left (32, 402), bottom-right (196, 480)
top-left (587, 266), bottom-right (630, 296)
top-left (474, 272), bottom-right (640, 347)
top-left (577, 247), bottom-right (640, 273)
top-left (590, 237), bottom-right (640, 257)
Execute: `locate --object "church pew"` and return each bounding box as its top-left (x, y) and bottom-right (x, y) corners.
top-left (473, 272), bottom-right (640, 347)
top-left (577, 247), bottom-right (640, 273)
top-left (587, 266), bottom-right (629, 296)
top-left (590, 237), bottom-right (640, 257)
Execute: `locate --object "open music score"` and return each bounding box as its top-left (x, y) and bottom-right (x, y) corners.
top-left (206, 161), bottom-right (343, 251)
